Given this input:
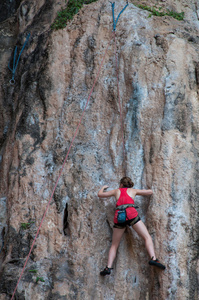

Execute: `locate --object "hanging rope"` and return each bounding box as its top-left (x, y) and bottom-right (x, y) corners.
top-left (8, 33), bottom-right (31, 85)
top-left (113, 30), bottom-right (126, 172)
top-left (11, 32), bottom-right (114, 300)
top-left (109, 1), bottom-right (128, 31)
top-left (110, 1), bottom-right (128, 173)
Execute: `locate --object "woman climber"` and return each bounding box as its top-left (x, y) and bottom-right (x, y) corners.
top-left (98, 176), bottom-right (166, 276)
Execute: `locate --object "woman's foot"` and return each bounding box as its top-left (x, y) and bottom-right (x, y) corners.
top-left (100, 266), bottom-right (113, 276)
top-left (149, 257), bottom-right (166, 270)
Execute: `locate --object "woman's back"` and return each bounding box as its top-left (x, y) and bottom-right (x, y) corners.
top-left (115, 187), bottom-right (137, 201)
top-left (116, 188), bottom-right (135, 206)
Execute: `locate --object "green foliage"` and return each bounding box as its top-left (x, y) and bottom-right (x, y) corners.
top-left (36, 276), bottom-right (45, 283)
top-left (51, 0), bottom-right (98, 30)
top-left (136, 4), bottom-right (184, 21)
top-left (21, 221), bottom-right (34, 230)
top-left (166, 9), bottom-right (184, 21)
top-left (29, 269), bottom-right (38, 274)
top-left (29, 269), bottom-right (45, 283)
top-left (21, 222), bottom-right (31, 230)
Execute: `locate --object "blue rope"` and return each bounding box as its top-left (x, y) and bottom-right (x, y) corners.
top-left (109, 1), bottom-right (128, 31)
top-left (8, 33), bottom-right (31, 84)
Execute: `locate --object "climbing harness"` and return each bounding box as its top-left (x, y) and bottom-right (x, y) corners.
top-left (116, 204), bottom-right (139, 223)
top-left (116, 204), bottom-right (139, 210)
top-left (8, 33), bottom-right (31, 85)
top-left (11, 2), bottom-right (128, 298)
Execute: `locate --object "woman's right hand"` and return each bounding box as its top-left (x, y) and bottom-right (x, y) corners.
top-left (103, 185), bottom-right (109, 191)
top-left (98, 186), bottom-right (117, 198)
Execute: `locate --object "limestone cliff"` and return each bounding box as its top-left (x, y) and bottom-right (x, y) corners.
top-left (0, 0), bottom-right (199, 299)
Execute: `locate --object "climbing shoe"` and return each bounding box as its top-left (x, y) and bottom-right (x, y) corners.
top-left (100, 266), bottom-right (113, 276)
top-left (149, 257), bottom-right (166, 270)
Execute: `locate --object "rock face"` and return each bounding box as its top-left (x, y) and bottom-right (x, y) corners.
top-left (0, 0), bottom-right (199, 299)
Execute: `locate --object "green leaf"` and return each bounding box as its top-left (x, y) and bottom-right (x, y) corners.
top-left (21, 223), bottom-right (30, 230)
top-left (29, 269), bottom-right (38, 273)
top-left (36, 277), bottom-right (45, 283)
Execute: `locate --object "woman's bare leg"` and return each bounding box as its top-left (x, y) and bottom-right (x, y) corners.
top-left (107, 227), bottom-right (126, 268)
top-left (132, 220), bottom-right (156, 260)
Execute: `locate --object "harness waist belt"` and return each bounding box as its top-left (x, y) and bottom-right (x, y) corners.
top-left (116, 204), bottom-right (139, 210)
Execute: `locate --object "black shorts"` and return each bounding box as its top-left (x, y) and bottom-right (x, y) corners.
top-left (113, 215), bottom-right (141, 229)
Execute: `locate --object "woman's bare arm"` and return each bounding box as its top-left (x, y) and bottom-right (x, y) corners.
top-left (134, 189), bottom-right (153, 196)
top-left (98, 185), bottom-right (117, 198)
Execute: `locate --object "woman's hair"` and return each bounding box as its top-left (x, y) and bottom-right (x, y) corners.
top-left (120, 177), bottom-right (134, 188)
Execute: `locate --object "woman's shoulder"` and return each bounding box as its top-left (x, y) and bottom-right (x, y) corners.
top-left (115, 188), bottom-right (121, 199)
top-left (127, 188), bottom-right (137, 198)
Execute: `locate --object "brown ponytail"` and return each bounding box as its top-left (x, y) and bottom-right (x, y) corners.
top-left (120, 177), bottom-right (134, 188)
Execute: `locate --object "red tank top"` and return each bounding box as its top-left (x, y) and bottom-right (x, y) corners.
top-left (114, 188), bottom-right (138, 223)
